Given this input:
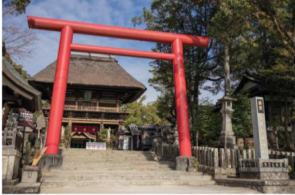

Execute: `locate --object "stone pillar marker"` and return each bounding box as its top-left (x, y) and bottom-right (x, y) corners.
top-left (107, 127), bottom-right (111, 143)
top-left (219, 96), bottom-right (237, 149)
top-left (250, 97), bottom-right (269, 159)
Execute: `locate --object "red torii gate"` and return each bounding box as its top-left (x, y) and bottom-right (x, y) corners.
top-left (27, 16), bottom-right (210, 156)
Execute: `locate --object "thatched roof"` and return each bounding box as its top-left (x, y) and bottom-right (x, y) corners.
top-left (29, 54), bottom-right (146, 102)
top-left (2, 57), bottom-right (41, 112)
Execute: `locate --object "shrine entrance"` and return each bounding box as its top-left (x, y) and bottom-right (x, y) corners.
top-left (27, 16), bottom-right (210, 157)
top-left (70, 132), bottom-right (96, 148)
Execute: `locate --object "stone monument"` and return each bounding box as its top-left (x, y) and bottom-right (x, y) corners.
top-left (239, 97), bottom-right (290, 182)
top-left (250, 97), bottom-right (269, 159)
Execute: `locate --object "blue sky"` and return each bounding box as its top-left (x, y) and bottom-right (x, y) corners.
top-left (3, 0), bottom-right (222, 104)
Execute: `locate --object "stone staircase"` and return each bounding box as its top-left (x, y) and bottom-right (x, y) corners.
top-left (40, 148), bottom-right (216, 193)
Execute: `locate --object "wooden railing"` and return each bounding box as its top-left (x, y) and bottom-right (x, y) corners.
top-left (43, 105), bottom-right (118, 112)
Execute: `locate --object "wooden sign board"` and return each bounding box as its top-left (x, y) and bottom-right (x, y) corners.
top-left (18, 108), bottom-right (34, 127)
top-left (86, 142), bottom-right (106, 150)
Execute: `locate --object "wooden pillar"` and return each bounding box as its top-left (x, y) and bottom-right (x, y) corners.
top-left (68, 118), bottom-right (72, 148)
top-left (100, 121), bottom-right (104, 130)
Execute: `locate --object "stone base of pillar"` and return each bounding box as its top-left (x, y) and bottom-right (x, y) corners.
top-left (239, 159), bottom-right (289, 180)
top-left (219, 134), bottom-right (237, 149)
top-left (2, 147), bottom-right (22, 182)
top-left (38, 154), bottom-right (63, 171)
top-left (3, 178), bottom-right (20, 186)
top-left (175, 156), bottom-right (196, 172)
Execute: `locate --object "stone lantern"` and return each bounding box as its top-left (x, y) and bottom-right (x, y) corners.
top-left (218, 96), bottom-right (237, 149)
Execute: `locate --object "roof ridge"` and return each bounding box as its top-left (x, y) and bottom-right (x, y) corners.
top-left (70, 54), bottom-right (117, 62)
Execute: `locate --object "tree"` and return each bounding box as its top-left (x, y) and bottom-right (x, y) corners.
top-left (121, 96), bottom-right (170, 127)
top-left (211, 0), bottom-right (295, 149)
top-left (248, 0), bottom-right (295, 58)
top-left (232, 93), bottom-right (253, 139)
top-left (196, 98), bottom-right (222, 147)
top-left (2, 0), bottom-right (36, 60)
top-left (3, 43), bottom-right (31, 80)
top-left (133, 0), bottom-right (224, 140)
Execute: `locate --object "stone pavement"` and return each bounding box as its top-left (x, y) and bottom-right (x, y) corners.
top-left (40, 149), bottom-right (259, 194)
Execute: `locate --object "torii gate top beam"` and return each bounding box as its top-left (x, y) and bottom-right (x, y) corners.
top-left (27, 16), bottom-right (210, 47)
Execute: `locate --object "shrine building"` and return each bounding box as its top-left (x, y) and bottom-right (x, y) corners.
top-left (29, 54), bottom-right (146, 148)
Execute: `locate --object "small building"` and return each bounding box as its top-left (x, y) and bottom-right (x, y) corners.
top-left (234, 70), bottom-right (294, 131)
top-left (29, 54), bottom-right (146, 148)
top-left (2, 57), bottom-right (41, 115)
top-left (234, 70), bottom-right (295, 150)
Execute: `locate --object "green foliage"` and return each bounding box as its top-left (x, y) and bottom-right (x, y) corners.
top-left (122, 95), bottom-right (169, 127)
top-left (133, 0), bottom-right (224, 131)
top-left (3, 0), bottom-right (31, 15)
top-left (195, 99), bottom-right (222, 147)
top-left (62, 126), bottom-right (71, 148)
top-left (34, 138), bottom-right (41, 149)
top-left (12, 64), bottom-right (30, 80)
top-left (42, 100), bottom-right (51, 108)
top-left (134, 0), bottom-right (295, 149)
top-left (24, 141), bottom-right (31, 165)
top-left (156, 90), bottom-right (176, 125)
top-left (97, 128), bottom-right (107, 141)
top-left (194, 159), bottom-right (199, 168)
top-left (232, 93), bottom-right (252, 139)
top-left (97, 129), bottom-right (116, 148)
top-left (288, 159), bottom-right (292, 174)
top-left (33, 110), bottom-right (42, 123)
top-left (3, 53), bottom-right (31, 81)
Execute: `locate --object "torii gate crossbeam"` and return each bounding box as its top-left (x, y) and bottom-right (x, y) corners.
top-left (27, 16), bottom-right (210, 157)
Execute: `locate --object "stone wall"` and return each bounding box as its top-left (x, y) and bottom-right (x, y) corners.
top-left (152, 143), bottom-right (295, 179)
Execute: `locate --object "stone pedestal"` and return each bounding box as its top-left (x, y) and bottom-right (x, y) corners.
top-left (175, 156), bottom-right (196, 172)
top-left (21, 165), bottom-right (41, 183)
top-left (38, 154), bottom-right (63, 171)
top-left (239, 159), bottom-right (289, 180)
top-left (218, 96), bottom-right (237, 149)
top-left (2, 147), bottom-right (22, 183)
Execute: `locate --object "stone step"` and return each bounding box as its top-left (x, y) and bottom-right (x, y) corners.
top-left (62, 156), bottom-right (154, 159)
top-left (62, 158), bottom-right (155, 162)
top-left (42, 174), bottom-right (212, 182)
top-left (42, 170), bottom-right (206, 177)
top-left (62, 161), bottom-right (174, 167)
top-left (41, 179), bottom-right (216, 189)
top-left (59, 166), bottom-right (173, 171)
top-left (61, 149), bottom-right (152, 155)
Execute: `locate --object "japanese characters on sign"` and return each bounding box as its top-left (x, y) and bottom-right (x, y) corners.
top-left (86, 142), bottom-right (106, 150)
top-left (250, 97), bottom-right (269, 159)
top-left (18, 108), bottom-right (34, 127)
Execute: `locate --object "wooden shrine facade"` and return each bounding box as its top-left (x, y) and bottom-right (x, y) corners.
top-left (29, 54), bottom-right (146, 146)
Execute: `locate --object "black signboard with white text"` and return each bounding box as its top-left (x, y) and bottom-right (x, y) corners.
top-left (18, 108), bottom-right (34, 127)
